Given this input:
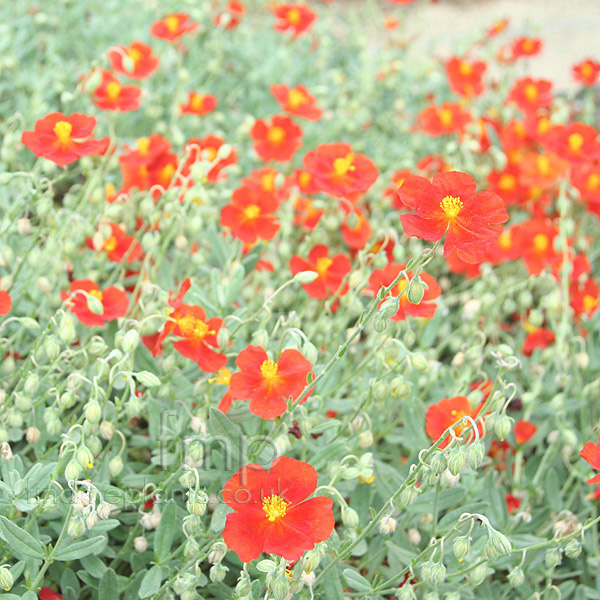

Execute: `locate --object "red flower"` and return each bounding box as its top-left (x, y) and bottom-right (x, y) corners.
top-left (0, 290), bottom-right (11, 315)
top-left (242, 167), bottom-right (289, 205)
top-left (152, 279), bottom-right (227, 372)
top-left (573, 59), bottom-right (600, 86)
top-left (487, 18), bottom-right (509, 37)
top-left (522, 327), bottom-right (555, 356)
top-left (425, 396), bottom-right (484, 449)
top-left (505, 493), bottom-right (521, 514)
top-left (512, 219), bottom-right (561, 275)
top-left (510, 37), bottom-right (542, 59)
top-left (183, 135), bottom-right (237, 183)
top-left (507, 77), bottom-right (553, 113)
top-left (119, 135), bottom-right (172, 192)
top-left (289, 245), bottom-right (352, 299)
top-left (580, 436), bottom-right (600, 485)
top-left (545, 122), bottom-right (600, 165)
top-left (250, 115), bottom-right (303, 162)
top-left (151, 13), bottom-right (198, 41)
top-left (386, 169), bottom-right (412, 206)
top-left (61, 280), bottom-right (128, 327)
top-left (228, 345), bottom-right (312, 418)
top-left (341, 205), bottom-right (372, 250)
top-left (270, 3), bottom-right (317, 38)
top-left (220, 185), bottom-right (280, 243)
top-left (180, 92), bottom-right (218, 116)
top-left (570, 277), bottom-right (599, 317)
top-left (445, 57), bottom-right (486, 97)
top-left (215, 1), bottom-right (245, 29)
top-left (222, 456), bottom-right (334, 562)
top-left (414, 102), bottom-right (471, 137)
top-left (303, 143), bottom-right (378, 199)
top-left (366, 263), bottom-right (441, 321)
top-left (86, 222), bottom-right (143, 263)
top-left (398, 171), bottom-right (508, 264)
top-left (39, 588), bottom-right (62, 600)
top-left (91, 70), bottom-right (141, 112)
top-left (293, 196), bottom-right (323, 230)
top-left (514, 420), bottom-right (537, 445)
top-left (270, 84), bottom-right (322, 121)
top-left (108, 41), bottom-right (159, 79)
top-left (571, 165), bottom-right (600, 209)
top-left (21, 112), bottom-right (108, 168)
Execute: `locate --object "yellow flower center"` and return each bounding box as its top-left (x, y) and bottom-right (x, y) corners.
top-left (581, 63), bottom-right (594, 78)
top-left (103, 236), bottom-right (118, 253)
top-left (190, 94), bottom-right (204, 110)
top-left (165, 15), bottom-right (180, 33)
top-left (537, 155), bottom-right (550, 176)
top-left (333, 153), bottom-right (355, 177)
top-left (533, 233), bottom-right (549, 252)
top-left (537, 117), bottom-right (550, 135)
top-left (243, 204), bottom-right (261, 220)
top-left (209, 367), bottom-right (231, 385)
top-left (459, 62), bottom-right (473, 76)
top-left (261, 173), bottom-right (275, 192)
top-left (583, 294), bottom-right (598, 312)
top-left (260, 359), bottom-right (279, 380)
top-left (440, 195), bottom-right (463, 219)
top-left (498, 173), bottom-right (516, 190)
top-left (136, 137), bottom-right (150, 156)
top-left (438, 108), bottom-right (454, 127)
top-left (396, 279), bottom-right (407, 295)
top-left (262, 495), bottom-right (289, 521)
top-left (298, 171), bottom-right (311, 188)
top-left (521, 39), bottom-right (534, 53)
top-left (161, 163), bottom-right (175, 183)
top-left (524, 84), bottom-right (539, 102)
top-left (89, 289), bottom-right (103, 302)
top-left (587, 173), bottom-right (600, 190)
top-left (267, 126), bottom-right (285, 144)
top-left (286, 8), bottom-right (301, 25)
top-left (568, 133), bottom-right (585, 153)
top-left (54, 120), bottom-right (73, 145)
top-left (177, 315), bottom-right (213, 340)
top-left (204, 147), bottom-right (218, 161)
top-left (498, 232), bottom-right (512, 250)
top-left (127, 47), bottom-right (143, 64)
top-left (106, 81), bottom-right (121, 100)
top-left (315, 256), bottom-right (333, 275)
top-left (288, 89), bottom-right (307, 108)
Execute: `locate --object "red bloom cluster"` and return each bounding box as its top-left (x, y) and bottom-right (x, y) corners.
top-left (108, 41), bottom-right (159, 79)
top-left (91, 70), bottom-right (141, 112)
top-left (151, 13), bottom-right (198, 41)
top-left (270, 3), bottom-right (317, 37)
top-left (62, 280), bottom-right (128, 327)
top-left (251, 115), bottom-right (303, 162)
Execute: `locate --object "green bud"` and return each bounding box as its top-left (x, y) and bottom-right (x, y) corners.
top-left (183, 538), bottom-right (201, 561)
top-left (121, 329), bottom-right (140, 353)
top-left (407, 276), bottom-right (426, 304)
top-left (76, 445), bottom-right (94, 469)
top-left (109, 456), bottom-right (123, 477)
top-left (23, 374), bottom-right (39, 395)
top-left (411, 353), bottom-right (429, 371)
top-left (0, 566), bottom-right (14, 591)
top-left (86, 294), bottom-right (103, 315)
top-left (135, 370), bottom-right (161, 387)
top-left (373, 380), bottom-right (388, 401)
top-left (88, 338), bottom-right (109, 356)
top-left (447, 446), bottom-right (466, 476)
top-left (507, 566), bottom-right (524, 587)
top-left (15, 394), bottom-right (33, 412)
top-left (235, 572), bottom-right (252, 597)
top-left (87, 435), bottom-right (102, 456)
top-left (429, 451), bottom-right (447, 475)
top-left (342, 507), bottom-right (359, 528)
top-left (303, 548), bottom-right (323, 572)
top-left (564, 539), bottom-right (582, 558)
top-left (469, 562), bottom-right (488, 586)
top-left (186, 490), bottom-right (208, 516)
top-left (267, 573), bottom-right (289, 600)
top-left (467, 441), bottom-right (485, 470)
top-left (294, 271), bottom-right (319, 284)
top-left (494, 414), bottom-right (513, 441)
top-left (43, 337), bottom-right (61, 361)
top-left (67, 517), bottom-right (86, 538)
top-left (484, 530), bottom-right (512, 559)
top-left (397, 585), bottom-right (417, 600)
top-left (453, 535), bottom-right (470, 561)
top-left (400, 485), bottom-right (419, 506)
top-left (58, 314), bottom-right (77, 344)
top-left (301, 341), bottom-right (318, 365)
top-left (545, 547), bottom-right (562, 569)
top-left (85, 400), bottom-right (102, 423)
top-left (379, 296), bottom-right (400, 319)
top-left (59, 390), bottom-right (77, 409)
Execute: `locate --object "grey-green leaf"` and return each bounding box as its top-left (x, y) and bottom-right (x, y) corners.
top-left (138, 565), bottom-right (164, 598)
top-left (154, 501), bottom-right (176, 562)
top-left (54, 535), bottom-right (106, 561)
top-left (0, 516), bottom-right (44, 559)
top-left (98, 567), bottom-right (120, 600)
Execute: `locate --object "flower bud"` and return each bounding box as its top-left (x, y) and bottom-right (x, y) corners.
top-left (467, 441), bottom-right (485, 470)
top-left (469, 562), bottom-right (488, 586)
top-left (109, 456), bottom-right (124, 477)
top-left (267, 573), bottom-right (289, 600)
top-left (397, 585), bottom-right (417, 600)
top-left (545, 547), bottom-right (562, 569)
top-left (342, 507), bottom-right (359, 528)
top-left (76, 445), bottom-right (94, 469)
top-left (209, 563), bottom-right (228, 584)
top-left (429, 451), bottom-right (447, 475)
top-left (453, 535), bottom-right (470, 561)
top-left (186, 490), bottom-right (208, 516)
top-left (494, 414), bottom-right (513, 441)
top-left (564, 539), bottom-right (582, 558)
top-left (99, 420), bottom-right (114, 440)
top-left (43, 337), bottom-right (61, 362)
top-left (136, 370), bottom-right (161, 387)
top-left (0, 566), bottom-right (14, 591)
top-left (97, 502), bottom-right (112, 520)
top-left (121, 329), bottom-right (140, 353)
top-left (208, 541), bottom-right (227, 563)
top-left (359, 430), bottom-right (374, 448)
top-left (25, 427), bottom-right (41, 444)
top-left (407, 277), bottom-right (426, 304)
top-left (407, 528), bottom-right (421, 545)
top-left (65, 460), bottom-right (82, 481)
top-left (507, 566), bottom-right (524, 587)
top-left (134, 536), bottom-right (148, 552)
top-left (15, 394), bottom-right (33, 412)
top-left (379, 515), bottom-right (397, 534)
top-left (485, 530), bottom-right (512, 559)
top-left (400, 485), bottom-right (420, 506)
top-left (294, 271), bottom-right (319, 284)
top-left (23, 374), bottom-right (39, 395)
top-left (67, 517), bottom-right (86, 538)
top-left (86, 513), bottom-right (98, 530)
top-left (410, 353), bottom-right (429, 371)
top-left (183, 538), bottom-right (200, 561)
top-left (301, 341), bottom-right (318, 365)
top-left (379, 296), bottom-right (400, 319)
top-left (0, 441), bottom-right (12, 460)
top-left (58, 314), bottom-right (77, 344)
top-left (447, 446), bottom-right (466, 476)
top-left (235, 572), bottom-right (252, 597)
top-left (85, 401), bottom-right (102, 424)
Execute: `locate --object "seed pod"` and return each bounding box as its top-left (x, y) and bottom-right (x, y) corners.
top-left (507, 566), bottom-right (524, 587)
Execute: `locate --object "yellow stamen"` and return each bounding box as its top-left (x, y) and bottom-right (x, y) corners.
top-left (54, 121), bottom-right (73, 145)
top-left (533, 233), bottom-right (549, 252)
top-left (267, 126), bottom-right (285, 144)
top-left (89, 289), bottom-right (103, 302)
top-left (287, 89), bottom-right (307, 109)
top-left (537, 155), bottom-right (550, 176)
top-left (587, 173), bottom-right (600, 190)
top-left (583, 295), bottom-right (598, 313)
top-left (286, 8), bottom-right (301, 25)
top-left (103, 236), bottom-right (118, 253)
top-left (260, 359), bottom-right (279, 380)
top-left (262, 495), bottom-right (289, 521)
top-left (209, 367), bottom-right (231, 385)
top-left (190, 93), bottom-right (204, 111)
top-left (165, 15), bottom-right (180, 33)
top-left (261, 173), bottom-right (275, 192)
top-left (127, 47), bottom-right (143, 64)
top-left (177, 315), bottom-right (213, 340)
top-left (440, 195), bottom-right (463, 219)
top-left (332, 153), bottom-right (356, 177)
top-left (438, 109), bottom-right (454, 127)
top-left (524, 84), bottom-right (539, 102)
top-left (498, 232), bottom-right (512, 250)
top-left (459, 62), bottom-right (473, 76)
top-left (106, 81), bottom-right (121, 100)
top-left (315, 256), bottom-right (333, 275)
top-left (498, 173), bottom-right (516, 190)
top-left (243, 204), bottom-right (261, 220)
top-left (298, 171), bottom-right (311, 188)
top-left (136, 137), bottom-right (150, 156)
top-left (568, 133), bottom-right (584, 153)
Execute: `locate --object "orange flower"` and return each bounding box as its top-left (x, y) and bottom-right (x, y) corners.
top-left (366, 263), bottom-right (441, 321)
top-left (119, 134), bottom-right (172, 192)
top-left (250, 115), bottom-right (303, 162)
top-left (572, 58), bottom-right (600, 86)
top-left (580, 436), bottom-right (600, 485)
top-left (487, 166), bottom-right (528, 206)
top-left (221, 456), bottom-right (334, 562)
top-left (290, 244), bottom-right (352, 298)
top-left (91, 70), bottom-right (141, 112)
top-left (0, 290), bottom-right (11, 315)
top-left (150, 13), bottom-right (198, 41)
top-left (522, 327), bottom-right (555, 356)
top-left (242, 167), bottom-right (289, 205)
top-left (486, 18), bottom-right (509, 37)
top-left (514, 420), bottom-right (537, 445)
top-left (228, 345), bottom-right (312, 418)
top-left (445, 57), bottom-right (486, 97)
top-left (571, 165), bottom-right (600, 215)
top-left (483, 225), bottom-right (520, 265)
top-left (220, 185), bottom-right (280, 243)
top-left (183, 135), bottom-right (237, 183)
top-left (386, 169), bottom-right (413, 206)
top-left (293, 196), bottom-right (323, 230)
top-left (414, 102), bottom-right (471, 137)
top-left (518, 151), bottom-right (567, 191)
top-left (151, 279), bottom-right (227, 372)
top-left (303, 142), bottom-right (378, 199)
top-left (570, 277), bottom-right (599, 318)
top-left (179, 92), bottom-right (218, 116)
top-left (425, 396), bottom-right (484, 449)
top-left (546, 122), bottom-right (600, 165)
top-left (61, 280), bottom-right (128, 327)
top-left (108, 41), bottom-right (159, 79)
top-left (398, 171), bottom-right (508, 264)
top-left (507, 77), bottom-right (553, 113)
top-left (270, 84), bottom-right (322, 121)
top-left (21, 112), bottom-right (109, 168)
top-left (215, 1), bottom-right (245, 29)
top-left (270, 3), bottom-right (317, 38)
top-left (510, 37), bottom-right (542, 59)
top-left (86, 222), bottom-right (143, 263)
top-left (512, 219), bottom-right (561, 275)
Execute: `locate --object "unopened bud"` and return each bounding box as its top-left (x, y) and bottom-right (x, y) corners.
top-left (209, 563), bottom-right (228, 584)
top-left (447, 446), bottom-right (466, 476)
top-left (400, 485), bottom-right (420, 506)
top-left (545, 547), bottom-right (562, 569)
top-left (467, 441), bottom-right (485, 470)
top-left (342, 507), bottom-right (359, 528)
top-left (25, 427), bottom-right (41, 444)
top-left (453, 535), bottom-right (470, 561)
top-left (76, 445), bottom-right (94, 469)
top-left (294, 271), bottom-right (319, 284)
top-left (0, 567), bottom-right (14, 591)
top-left (406, 277), bottom-right (426, 304)
top-left (379, 515), bottom-right (397, 534)
top-left (109, 456), bottom-right (123, 477)
top-left (99, 420), bottom-right (114, 440)
top-left (494, 415), bottom-right (513, 441)
top-left (67, 518), bottom-right (86, 538)
top-left (507, 566), bottom-right (524, 587)
top-left (134, 536), bottom-right (148, 552)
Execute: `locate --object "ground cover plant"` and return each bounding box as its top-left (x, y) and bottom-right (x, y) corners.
top-left (1, 0), bottom-right (600, 598)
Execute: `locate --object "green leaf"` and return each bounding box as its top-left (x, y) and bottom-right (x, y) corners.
top-left (0, 516), bottom-right (44, 559)
top-left (124, 571), bottom-right (146, 600)
top-left (342, 568), bottom-right (372, 592)
top-left (545, 467), bottom-right (562, 512)
top-left (54, 535), bottom-right (105, 561)
top-left (154, 501), bottom-right (176, 562)
top-left (98, 568), bottom-right (120, 600)
top-left (138, 565), bottom-right (164, 599)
